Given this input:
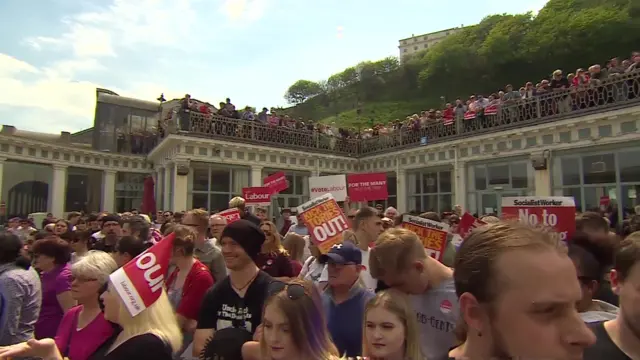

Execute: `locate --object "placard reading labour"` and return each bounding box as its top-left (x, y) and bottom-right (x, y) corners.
top-left (401, 215), bottom-right (449, 262)
top-left (296, 193), bottom-right (350, 254)
top-left (501, 196), bottom-right (576, 242)
top-left (242, 187), bottom-right (272, 206)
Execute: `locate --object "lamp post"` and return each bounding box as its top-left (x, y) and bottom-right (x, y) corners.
top-left (157, 93), bottom-right (167, 138)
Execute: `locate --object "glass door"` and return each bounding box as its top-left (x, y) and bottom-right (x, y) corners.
top-left (475, 191), bottom-right (530, 217)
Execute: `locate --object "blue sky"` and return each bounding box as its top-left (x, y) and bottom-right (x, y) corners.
top-left (0, 0), bottom-right (548, 133)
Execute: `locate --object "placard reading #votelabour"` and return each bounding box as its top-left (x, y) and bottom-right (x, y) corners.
top-left (309, 175), bottom-right (347, 201)
top-left (346, 172), bottom-right (388, 202)
top-left (501, 196), bottom-right (576, 242)
top-left (297, 193), bottom-right (350, 254)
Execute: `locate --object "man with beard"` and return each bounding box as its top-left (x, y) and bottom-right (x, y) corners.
top-left (92, 214), bottom-right (122, 253)
top-left (449, 222), bottom-right (595, 360)
top-left (584, 232), bottom-right (640, 359)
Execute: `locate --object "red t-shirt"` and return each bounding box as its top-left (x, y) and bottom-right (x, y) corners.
top-left (291, 260), bottom-right (303, 276)
top-left (166, 260), bottom-right (214, 320)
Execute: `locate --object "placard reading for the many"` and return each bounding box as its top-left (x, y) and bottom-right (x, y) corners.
top-left (347, 172), bottom-right (388, 202)
top-left (501, 196), bottom-right (576, 242)
top-left (263, 171), bottom-right (289, 194)
top-left (401, 215), bottom-right (450, 262)
top-left (217, 208), bottom-right (242, 224)
top-left (296, 193), bottom-right (350, 254)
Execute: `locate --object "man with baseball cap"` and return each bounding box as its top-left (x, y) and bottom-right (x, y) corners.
top-left (321, 242), bottom-right (375, 358)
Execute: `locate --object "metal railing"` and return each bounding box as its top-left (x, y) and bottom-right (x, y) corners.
top-left (160, 71), bottom-right (640, 157)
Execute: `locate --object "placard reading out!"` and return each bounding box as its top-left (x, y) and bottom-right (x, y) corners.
top-left (217, 208), bottom-right (242, 224)
top-left (501, 196), bottom-right (576, 242)
top-left (401, 215), bottom-right (450, 262)
top-left (296, 193), bottom-right (350, 254)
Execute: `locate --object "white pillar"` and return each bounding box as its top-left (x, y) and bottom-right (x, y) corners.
top-left (173, 162), bottom-right (188, 212)
top-left (534, 169), bottom-right (551, 196)
top-left (50, 165), bottom-right (68, 218)
top-left (155, 167), bottom-right (164, 211)
top-left (396, 169), bottom-right (407, 213)
top-left (102, 170), bottom-right (116, 213)
top-left (164, 165), bottom-right (172, 210)
top-left (453, 160), bottom-right (467, 212)
top-left (250, 165), bottom-right (263, 187)
top-left (0, 157), bottom-right (5, 205)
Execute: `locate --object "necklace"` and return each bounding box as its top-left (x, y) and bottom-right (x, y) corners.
top-left (231, 270), bottom-right (259, 293)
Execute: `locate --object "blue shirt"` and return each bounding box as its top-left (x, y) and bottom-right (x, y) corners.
top-left (322, 284), bottom-right (375, 358)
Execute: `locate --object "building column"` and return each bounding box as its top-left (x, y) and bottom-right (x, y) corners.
top-left (102, 170), bottom-right (116, 213)
top-left (50, 165), bottom-right (68, 218)
top-left (0, 157), bottom-right (5, 205)
top-left (155, 167), bottom-right (164, 211)
top-left (531, 153), bottom-right (551, 197)
top-left (172, 161), bottom-right (188, 212)
top-left (396, 169), bottom-right (407, 213)
top-left (250, 165), bottom-right (263, 187)
top-left (164, 165), bottom-right (172, 211)
top-left (453, 160), bottom-right (467, 211)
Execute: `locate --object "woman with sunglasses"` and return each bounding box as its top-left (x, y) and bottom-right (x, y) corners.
top-left (363, 290), bottom-right (424, 360)
top-left (70, 231), bottom-right (92, 263)
top-left (242, 279), bottom-right (341, 360)
top-left (257, 221), bottom-right (295, 279)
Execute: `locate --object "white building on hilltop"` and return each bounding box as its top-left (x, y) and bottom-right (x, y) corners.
top-left (399, 26), bottom-right (465, 61)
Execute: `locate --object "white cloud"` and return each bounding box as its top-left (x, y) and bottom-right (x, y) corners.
top-left (220, 0), bottom-right (268, 22)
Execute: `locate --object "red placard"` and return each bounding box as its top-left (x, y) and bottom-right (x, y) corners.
top-left (401, 215), bottom-right (449, 262)
top-left (501, 197), bottom-right (576, 242)
top-left (296, 194), bottom-right (350, 254)
top-left (242, 187), bottom-right (272, 206)
top-left (217, 208), bottom-right (241, 224)
top-left (347, 172), bottom-right (388, 202)
top-left (457, 212), bottom-right (486, 239)
top-left (263, 171), bottom-right (289, 195)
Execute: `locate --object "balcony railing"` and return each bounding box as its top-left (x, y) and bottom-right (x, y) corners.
top-left (161, 71), bottom-right (640, 157)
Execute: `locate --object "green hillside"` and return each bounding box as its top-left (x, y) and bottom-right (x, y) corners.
top-left (279, 0), bottom-right (640, 128)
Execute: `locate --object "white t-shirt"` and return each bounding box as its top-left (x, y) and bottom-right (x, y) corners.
top-left (359, 248), bottom-right (377, 292)
top-left (300, 257), bottom-right (328, 283)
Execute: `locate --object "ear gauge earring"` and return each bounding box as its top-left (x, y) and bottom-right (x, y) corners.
top-left (477, 330), bottom-right (483, 337)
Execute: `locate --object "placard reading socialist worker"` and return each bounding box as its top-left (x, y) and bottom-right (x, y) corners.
top-left (297, 193), bottom-right (350, 254)
top-left (401, 215), bottom-right (449, 263)
top-left (501, 196), bottom-right (576, 242)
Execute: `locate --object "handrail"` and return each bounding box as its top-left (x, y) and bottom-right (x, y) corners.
top-left (158, 71), bottom-right (640, 157)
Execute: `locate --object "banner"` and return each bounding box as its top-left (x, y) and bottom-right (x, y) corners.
top-left (457, 212), bottom-right (486, 239)
top-left (309, 175), bottom-right (347, 201)
top-left (347, 172), bottom-right (388, 202)
top-left (263, 171), bottom-right (288, 194)
top-left (401, 215), bottom-right (450, 262)
top-left (242, 187), bottom-right (272, 206)
top-left (217, 208), bottom-right (242, 224)
top-left (484, 104), bottom-right (499, 115)
top-left (110, 232), bottom-right (175, 317)
top-left (296, 193), bottom-right (350, 254)
top-left (501, 196), bottom-right (576, 242)
top-left (463, 111), bottom-right (476, 120)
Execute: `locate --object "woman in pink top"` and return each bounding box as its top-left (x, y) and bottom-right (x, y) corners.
top-left (54, 251), bottom-right (118, 360)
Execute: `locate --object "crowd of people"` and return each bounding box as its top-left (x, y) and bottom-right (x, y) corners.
top-left (157, 52), bottom-right (640, 153)
top-left (0, 195), bottom-right (639, 359)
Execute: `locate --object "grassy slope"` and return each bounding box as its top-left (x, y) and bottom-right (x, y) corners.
top-left (316, 100), bottom-right (428, 129)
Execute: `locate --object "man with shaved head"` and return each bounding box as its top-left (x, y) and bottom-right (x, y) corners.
top-left (209, 214), bottom-right (227, 247)
top-left (182, 209), bottom-right (227, 282)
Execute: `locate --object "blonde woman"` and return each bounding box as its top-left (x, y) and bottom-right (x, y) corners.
top-left (257, 221), bottom-right (294, 279)
top-left (241, 279), bottom-right (341, 360)
top-left (363, 290), bottom-right (424, 360)
top-left (283, 233), bottom-right (306, 276)
top-left (0, 275), bottom-right (182, 360)
top-left (299, 242), bottom-right (329, 288)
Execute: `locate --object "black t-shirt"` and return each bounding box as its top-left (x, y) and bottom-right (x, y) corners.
top-left (88, 333), bottom-right (172, 360)
top-left (550, 77), bottom-right (570, 89)
top-left (197, 271), bottom-right (272, 334)
top-left (584, 321), bottom-right (632, 360)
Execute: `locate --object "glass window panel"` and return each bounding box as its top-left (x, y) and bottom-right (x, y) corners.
top-left (409, 173), bottom-right (419, 194)
top-left (439, 194), bottom-right (452, 212)
top-left (621, 184), bottom-right (640, 214)
top-left (481, 193), bottom-right (497, 216)
top-left (387, 175), bottom-right (397, 196)
top-left (210, 169), bottom-right (231, 192)
top-left (582, 154), bottom-right (616, 184)
top-left (408, 196), bottom-right (421, 213)
top-left (192, 167), bottom-right (209, 192)
top-left (192, 193), bottom-right (208, 210)
top-left (510, 163), bottom-right (528, 189)
top-left (387, 196), bottom-right (397, 209)
top-left (439, 171), bottom-right (452, 193)
top-left (287, 197), bottom-right (300, 208)
top-left (560, 158), bottom-right (581, 186)
top-left (422, 173), bottom-right (438, 193)
top-left (474, 166), bottom-right (487, 190)
top-left (619, 150), bottom-right (640, 183)
top-left (294, 174), bottom-right (305, 195)
top-left (210, 193), bottom-right (230, 212)
top-left (487, 164), bottom-right (509, 185)
top-left (556, 187), bottom-right (582, 213)
top-left (584, 186), bottom-right (617, 212)
top-left (422, 194), bottom-right (438, 212)
top-left (281, 175), bottom-right (294, 194)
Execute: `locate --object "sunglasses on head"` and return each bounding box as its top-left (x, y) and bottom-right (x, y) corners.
top-left (267, 281), bottom-right (306, 300)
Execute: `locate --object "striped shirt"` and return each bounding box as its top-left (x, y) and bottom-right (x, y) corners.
top-left (0, 263), bottom-right (42, 346)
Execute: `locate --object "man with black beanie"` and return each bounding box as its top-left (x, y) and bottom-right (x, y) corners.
top-left (193, 220), bottom-right (272, 359)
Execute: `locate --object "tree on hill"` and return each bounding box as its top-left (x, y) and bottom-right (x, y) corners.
top-left (282, 0), bottom-right (640, 126)
top-left (284, 80), bottom-right (323, 105)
